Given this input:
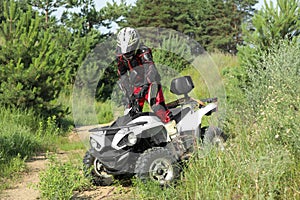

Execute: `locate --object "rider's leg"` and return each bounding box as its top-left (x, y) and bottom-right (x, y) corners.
top-left (147, 83), bottom-right (173, 123)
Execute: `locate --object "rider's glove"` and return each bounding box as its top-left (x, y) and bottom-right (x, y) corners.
top-left (129, 97), bottom-right (141, 116)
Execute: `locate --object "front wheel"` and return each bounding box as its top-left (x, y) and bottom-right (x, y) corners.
top-left (135, 147), bottom-right (180, 186)
top-left (83, 150), bottom-right (113, 186)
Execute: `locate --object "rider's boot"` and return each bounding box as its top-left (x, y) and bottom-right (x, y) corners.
top-left (165, 120), bottom-right (177, 139)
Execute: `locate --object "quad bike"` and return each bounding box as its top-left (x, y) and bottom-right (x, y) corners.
top-left (83, 76), bottom-right (226, 186)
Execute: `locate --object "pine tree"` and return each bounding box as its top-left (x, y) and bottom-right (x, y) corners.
top-left (98, 0), bottom-right (129, 31)
top-left (239, 0), bottom-right (300, 66)
top-left (123, 0), bottom-right (258, 53)
top-left (248, 0), bottom-right (299, 48)
top-left (226, 0), bottom-right (258, 53)
top-left (199, 0), bottom-right (233, 52)
top-left (0, 1), bottom-right (68, 116)
top-left (238, 0), bottom-right (300, 91)
top-left (28, 0), bottom-right (62, 25)
top-left (123, 0), bottom-right (180, 29)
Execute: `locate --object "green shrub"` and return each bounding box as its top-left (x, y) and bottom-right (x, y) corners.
top-left (245, 41), bottom-right (300, 158)
top-left (72, 94), bottom-right (114, 126)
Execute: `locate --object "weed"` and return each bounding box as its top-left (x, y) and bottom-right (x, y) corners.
top-left (38, 154), bottom-right (91, 200)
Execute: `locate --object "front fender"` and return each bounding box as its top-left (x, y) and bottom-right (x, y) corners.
top-left (112, 116), bottom-right (166, 150)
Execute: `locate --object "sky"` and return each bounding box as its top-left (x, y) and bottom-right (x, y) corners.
top-left (255, 0), bottom-right (277, 9)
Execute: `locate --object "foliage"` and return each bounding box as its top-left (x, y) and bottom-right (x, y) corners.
top-left (0, 108), bottom-right (42, 165)
top-left (98, 0), bottom-right (129, 30)
top-left (244, 0), bottom-right (299, 49)
top-left (38, 154), bottom-right (91, 200)
top-left (95, 100), bottom-right (114, 124)
top-left (0, 0), bottom-right (4, 24)
top-left (151, 33), bottom-right (193, 72)
top-left (245, 41), bottom-right (300, 158)
top-left (61, 0), bottom-right (129, 35)
top-left (28, 0), bottom-right (62, 25)
top-left (239, 0), bottom-right (300, 68)
top-left (0, 1), bottom-right (299, 199)
top-left (73, 41), bottom-right (118, 102)
top-left (0, 1), bottom-right (68, 116)
top-left (123, 0), bottom-right (258, 53)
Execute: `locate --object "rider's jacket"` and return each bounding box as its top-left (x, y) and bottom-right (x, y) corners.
top-left (116, 44), bottom-right (161, 96)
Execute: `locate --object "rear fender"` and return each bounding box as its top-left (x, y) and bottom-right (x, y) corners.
top-left (198, 102), bottom-right (218, 117)
top-left (177, 102), bottom-right (217, 135)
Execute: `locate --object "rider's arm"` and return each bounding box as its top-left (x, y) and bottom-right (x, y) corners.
top-left (116, 55), bottom-right (131, 98)
top-left (138, 45), bottom-right (161, 84)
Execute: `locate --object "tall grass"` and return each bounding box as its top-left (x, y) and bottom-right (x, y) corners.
top-left (0, 107), bottom-right (65, 191)
top-left (245, 41), bottom-right (300, 159)
top-left (132, 44), bottom-right (300, 199)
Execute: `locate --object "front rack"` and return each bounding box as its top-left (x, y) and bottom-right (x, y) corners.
top-left (89, 121), bottom-right (148, 132)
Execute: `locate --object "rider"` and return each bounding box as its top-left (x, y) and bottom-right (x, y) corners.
top-left (116, 27), bottom-right (173, 123)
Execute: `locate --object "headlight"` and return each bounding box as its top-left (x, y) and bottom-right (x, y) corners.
top-left (127, 132), bottom-right (137, 146)
top-left (90, 138), bottom-right (101, 151)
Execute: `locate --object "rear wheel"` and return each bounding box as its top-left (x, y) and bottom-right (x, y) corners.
top-left (83, 150), bottom-right (113, 186)
top-left (202, 126), bottom-right (226, 150)
top-left (135, 147), bottom-right (180, 186)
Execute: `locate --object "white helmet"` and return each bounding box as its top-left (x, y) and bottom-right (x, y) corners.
top-left (117, 27), bottom-right (140, 54)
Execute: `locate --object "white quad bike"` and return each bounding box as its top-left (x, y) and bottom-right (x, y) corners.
top-left (83, 76), bottom-right (226, 186)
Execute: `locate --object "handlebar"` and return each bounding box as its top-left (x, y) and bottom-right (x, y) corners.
top-left (166, 97), bottom-right (186, 109)
top-left (200, 97), bottom-right (218, 103)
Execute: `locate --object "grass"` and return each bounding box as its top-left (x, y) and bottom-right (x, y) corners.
top-left (38, 154), bottom-right (91, 200)
top-left (0, 106), bottom-right (77, 192)
top-left (63, 89), bottom-right (115, 126)
top-left (131, 45), bottom-right (300, 199)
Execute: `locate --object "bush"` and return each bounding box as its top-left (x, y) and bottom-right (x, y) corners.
top-left (245, 41), bottom-right (300, 158)
top-left (0, 1), bottom-right (71, 117)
